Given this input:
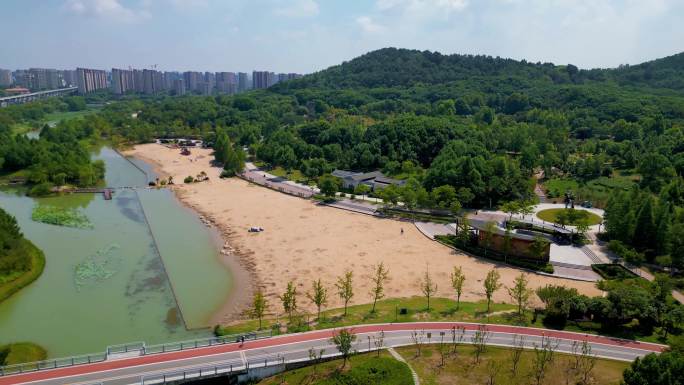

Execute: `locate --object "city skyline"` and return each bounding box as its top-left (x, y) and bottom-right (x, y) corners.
top-left (2, 0), bottom-right (684, 73)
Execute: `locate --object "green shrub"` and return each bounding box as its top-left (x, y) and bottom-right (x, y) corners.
top-left (184, 176), bottom-right (195, 183)
top-left (27, 182), bottom-right (53, 197)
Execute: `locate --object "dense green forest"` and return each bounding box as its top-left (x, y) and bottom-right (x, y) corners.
top-left (0, 98), bottom-right (106, 193)
top-left (4, 48), bottom-right (684, 270)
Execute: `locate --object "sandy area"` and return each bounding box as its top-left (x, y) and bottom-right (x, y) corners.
top-left (124, 144), bottom-right (602, 324)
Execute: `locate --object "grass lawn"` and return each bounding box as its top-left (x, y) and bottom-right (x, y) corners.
top-left (0, 343), bottom-right (47, 366)
top-left (543, 179), bottom-right (579, 198)
top-left (536, 208), bottom-right (602, 226)
top-left (265, 166), bottom-right (315, 185)
top-left (217, 297), bottom-right (518, 336)
top-left (217, 296), bottom-right (676, 346)
top-left (257, 351), bottom-right (412, 385)
top-left (396, 344), bottom-right (629, 385)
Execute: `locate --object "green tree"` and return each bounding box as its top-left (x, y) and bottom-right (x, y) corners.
top-left (279, 281), bottom-right (298, 323)
top-left (250, 289), bottom-right (268, 330)
top-left (222, 142), bottom-right (245, 176)
top-left (335, 270), bottom-right (354, 317)
top-left (622, 352), bottom-right (684, 385)
top-left (306, 279), bottom-right (328, 321)
top-left (354, 184), bottom-right (370, 199)
top-left (450, 266), bottom-right (466, 310)
top-left (633, 197), bottom-right (657, 252)
top-left (369, 262), bottom-right (390, 313)
top-left (507, 273), bottom-right (532, 317)
top-left (484, 269), bottom-right (502, 313)
top-left (420, 265), bottom-right (437, 311)
top-left (500, 201), bottom-right (520, 221)
top-left (331, 328), bottom-right (357, 369)
top-left (318, 174), bottom-right (340, 198)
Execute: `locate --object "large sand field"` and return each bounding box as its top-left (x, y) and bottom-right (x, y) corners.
top-left (124, 144), bottom-right (602, 324)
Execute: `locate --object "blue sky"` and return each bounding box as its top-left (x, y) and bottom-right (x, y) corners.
top-left (2, 0), bottom-right (683, 73)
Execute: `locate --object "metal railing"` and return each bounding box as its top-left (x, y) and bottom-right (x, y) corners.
top-left (0, 330), bottom-right (272, 377)
top-left (107, 342), bottom-right (146, 355)
top-left (141, 355), bottom-right (286, 384)
top-left (143, 330), bottom-right (272, 354)
top-left (0, 352), bottom-right (107, 376)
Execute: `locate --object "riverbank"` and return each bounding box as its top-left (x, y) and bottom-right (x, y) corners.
top-left (123, 144), bottom-right (602, 321)
top-left (0, 342), bottom-right (47, 366)
top-left (0, 239), bottom-right (45, 304)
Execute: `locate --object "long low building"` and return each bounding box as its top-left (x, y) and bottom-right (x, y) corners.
top-left (332, 169), bottom-right (406, 191)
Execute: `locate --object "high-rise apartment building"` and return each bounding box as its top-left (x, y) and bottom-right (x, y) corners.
top-left (183, 71), bottom-right (202, 93)
top-left (76, 68), bottom-right (107, 94)
top-left (46, 69), bottom-right (63, 89)
top-left (173, 79), bottom-right (186, 96)
top-left (252, 71), bottom-right (272, 89)
top-left (0, 69), bottom-right (12, 87)
top-left (142, 69), bottom-right (166, 94)
top-left (13, 70), bottom-right (30, 88)
top-left (216, 72), bottom-right (237, 94)
top-left (62, 70), bottom-right (78, 87)
top-left (111, 68), bottom-right (136, 94)
top-left (28, 68), bottom-right (47, 90)
top-left (238, 72), bottom-right (248, 92)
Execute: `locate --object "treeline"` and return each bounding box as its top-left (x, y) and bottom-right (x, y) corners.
top-left (604, 182), bottom-right (684, 270)
top-left (0, 98), bottom-right (105, 193)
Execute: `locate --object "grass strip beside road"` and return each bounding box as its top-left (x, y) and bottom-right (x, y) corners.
top-left (256, 351), bottom-right (412, 385)
top-left (217, 295), bottom-right (673, 346)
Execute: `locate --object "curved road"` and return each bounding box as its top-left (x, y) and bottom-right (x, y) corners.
top-left (0, 322), bottom-right (666, 385)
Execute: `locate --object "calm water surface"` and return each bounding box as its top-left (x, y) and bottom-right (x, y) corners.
top-left (0, 147), bottom-right (232, 357)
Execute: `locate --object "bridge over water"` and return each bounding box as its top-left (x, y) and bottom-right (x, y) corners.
top-left (0, 322), bottom-right (666, 385)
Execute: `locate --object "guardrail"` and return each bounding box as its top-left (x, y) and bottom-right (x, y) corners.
top-left (143, 330), bottom-right (272, 354)
top-left (141, 356), bottom-right (288, 385)
top-left (0, 352), bottom-right (107, 376)
top-left (0, 330), bottom-right (272, 377)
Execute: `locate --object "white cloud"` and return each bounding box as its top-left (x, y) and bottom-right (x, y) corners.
top-left (376, 0), bottom-right (468, 13)
top-left (356, 16), bottom-right (385, 33)
top-left (64, 0), bottom-right (150, 23)
top-left (274, 0), bottom-right (319, 18)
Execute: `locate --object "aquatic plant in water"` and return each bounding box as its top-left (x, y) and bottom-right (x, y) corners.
top-left (74, 244), bottom-right (122, 290)
top-left (31, 205), bottom-right (93, 229)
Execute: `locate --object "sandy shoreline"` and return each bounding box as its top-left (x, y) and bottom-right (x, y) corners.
top-left (124, 144), bottom-right (602, 325)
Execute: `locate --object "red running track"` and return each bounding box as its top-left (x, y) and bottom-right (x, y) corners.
top-left (0, 322), bottom-right (667, 385)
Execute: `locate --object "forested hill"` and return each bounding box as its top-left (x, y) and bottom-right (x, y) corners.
top-left (609, 52), bottom-right (684, 92)
top-left (274, 48), bottom-right (554, 89)
top-left (274, 47), bottom-right (684, 93)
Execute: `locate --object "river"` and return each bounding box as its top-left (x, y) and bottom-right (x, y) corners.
top-left (0, 147), bottom-right (232, 357)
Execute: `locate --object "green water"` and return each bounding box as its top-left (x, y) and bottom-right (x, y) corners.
top-left (0, 148), bottom-right (232, 357)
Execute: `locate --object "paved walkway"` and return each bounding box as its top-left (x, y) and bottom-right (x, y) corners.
top-left (0, 322), bottom-right (666, 385)
top-left (388, 347), bottom-right (420, 385)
